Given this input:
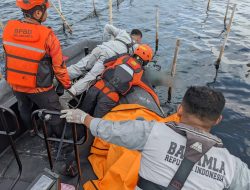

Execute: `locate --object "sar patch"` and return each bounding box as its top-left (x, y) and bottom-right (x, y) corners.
top-left (131, 61), bottom-right (137, 66)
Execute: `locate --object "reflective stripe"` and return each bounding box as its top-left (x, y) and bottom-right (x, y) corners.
top-left (7, 68), bottom-right (36, 76)
top-left (107, 92), bottom-right (119, 102)
top-left (119, 64), bottom-right (134, 77)
top-left (3, 41), bottom-right (45, 53)
top-left (103, 87), bottom-right (110, 94)
top-left (6, 53), bottom-right (40, 63)
top-left (95, 80), bottom-right (105, 90)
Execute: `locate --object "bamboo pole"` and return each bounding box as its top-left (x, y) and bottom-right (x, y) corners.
top-left (168, 39), bottom-right (181, 103)
top-left (171, 39), bottom-right (181, 77)
top-left (57, 0), bottom-right (62, 12)
top-left (92, 0), bottom-right (98, 16)
top-left (216, 4), bottom-right (236, 67)
top-left (224, 0), bottom-right (230, 25)
top-left (155, 7), bottom-right (159, 54)
top-left (50, 0), bottom-right (73, 34)
top-left (207, 0), bottom-right (211, 11)
top-left (0, 19), bottom-right (4, 31)
top-left (109, 0), bottom-right (113, 25)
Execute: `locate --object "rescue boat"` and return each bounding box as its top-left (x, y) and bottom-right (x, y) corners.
top-left (0, 39), bottom-right (178, 190)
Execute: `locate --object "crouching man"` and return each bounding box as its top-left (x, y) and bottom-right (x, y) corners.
top-left (81, 44), bottom-right (160, 118)
top-left (61, 86), bottom-right (250, 190)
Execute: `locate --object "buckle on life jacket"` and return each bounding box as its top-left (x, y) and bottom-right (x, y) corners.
top-left (94, 80), bottom-right (120, 102)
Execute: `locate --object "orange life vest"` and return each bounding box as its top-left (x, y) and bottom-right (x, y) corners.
top-left (3, 20), bottom-right (53, 90)
top-left (102, 54), bottom-right (160, 105)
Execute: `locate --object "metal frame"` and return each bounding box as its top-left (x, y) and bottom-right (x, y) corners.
top-left (31, 109), bottom-right (88, 180)
top-left (0, 106), bottom-right (22, 190)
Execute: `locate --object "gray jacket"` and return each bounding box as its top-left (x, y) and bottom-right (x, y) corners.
top-left (90, 118), bottom-right (250, 190)
top-left (67, 24), bottom-right (135, 95)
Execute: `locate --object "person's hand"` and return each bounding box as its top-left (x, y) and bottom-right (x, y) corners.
top-left (60, 109), bottom-right (88, 124)
top-left (59, 87), bottom-right (76, 109)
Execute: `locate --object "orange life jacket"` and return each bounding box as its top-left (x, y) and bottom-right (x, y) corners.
top-left (102, 54), bottom-right (160, 105)
top-left (3, 20), bottom-right (53, 90)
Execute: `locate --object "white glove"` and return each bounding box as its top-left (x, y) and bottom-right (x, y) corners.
top-left (60, 109), bottom-right (88, 124)
top-left (59, 87), bottom-right (77, 109)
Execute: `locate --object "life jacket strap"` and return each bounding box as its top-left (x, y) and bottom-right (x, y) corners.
top-left (137, 159), bottom-right (196, 190)
top-left (94, 80), bottom-right (120, 102)
top-left (166, 159), bottom-right (196, 190)
top-left (115, 39), bottom-right (133, 53)
top-left (137, 122), bottom-right (223, 190)
top-left (138, 176), bottom-right (166, 190)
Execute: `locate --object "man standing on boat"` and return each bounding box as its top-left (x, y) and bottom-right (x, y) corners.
top-left (59, 24), bottom-right (143, 108)
top-left (61, 86), bottom-right (250, 190)
top-left (3, 0), bottom-right (71, 136)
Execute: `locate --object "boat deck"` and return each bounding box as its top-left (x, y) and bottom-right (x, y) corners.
top-left (0, 131), bottom-right (96, 190)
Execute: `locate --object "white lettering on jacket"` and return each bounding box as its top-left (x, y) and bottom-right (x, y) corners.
top-left (165, 142), bottom-right (226, 182)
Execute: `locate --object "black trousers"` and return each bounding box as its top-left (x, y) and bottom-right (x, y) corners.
top-left (78, 83), bottom-right (119, 159)
top-left (81, 84), bottom-right (119, 118)
top-left (14, 88), bottom-right (64, 137)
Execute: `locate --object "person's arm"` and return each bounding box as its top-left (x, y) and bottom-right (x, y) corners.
top-left (60, 109), bottom-right (154, 151)
top-left (228, 157), bottom-right (250, 190)
top-left (71, 60), bottom-right (104, 95)
top-left (85, 116), bottom-right (155, 151)
top-left (67, 54), bottom-right (91, 80)
top-left (103, 24), bottom-right (124, 40)
top-left (46, 31), bottom-right (71, 89)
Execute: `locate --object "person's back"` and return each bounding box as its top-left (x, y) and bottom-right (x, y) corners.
top-left (100, 24), bottom-right (136, 56)
top-left (3, 0), bottom-right (71, 136)
top-left (139, 121), bottom-right (248, 189)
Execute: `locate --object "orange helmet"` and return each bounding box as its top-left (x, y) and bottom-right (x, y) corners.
top-left (134, 44), bottom-right (154, 62)
top-left (16, 0), bottom-right (50, 10)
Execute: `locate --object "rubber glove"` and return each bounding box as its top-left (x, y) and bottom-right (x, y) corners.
top-left (59, 86), bottom-right (77, 109)
top-left (60, 109), bottom-right (88, 124)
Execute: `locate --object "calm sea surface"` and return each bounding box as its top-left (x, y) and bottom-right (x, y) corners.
top-left (0, 0), bottom-right (250, 166)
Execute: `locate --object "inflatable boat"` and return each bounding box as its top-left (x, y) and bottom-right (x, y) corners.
top-left (0, 39), bottom-right (175, 190)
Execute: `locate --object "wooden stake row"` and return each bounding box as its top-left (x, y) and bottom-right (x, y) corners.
top-left (49, 0), bottom-right (73, 34)
top-left (57, 0), bottom-right (62, 12)
top-left (92, 0), bottom-right (98, 16)
top-left (171, 39), bottom-right (181, 77)
top-left (216, 4), bottom-right (237, 66)
top-left (155, 7), bottom-right (159, 54)
top-left (224, 0), bottom-right (230, 25)
top-left (168, 39), bottom-right (181, 103)
top-left (0, 19), bottom-right (4, 31)
top-left (207, 0), bottom-right (211, 11)
top-left (109, 0), bottom-right (113, 25)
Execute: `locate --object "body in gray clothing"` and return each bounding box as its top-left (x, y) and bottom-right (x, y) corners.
top-left (59, 24), bottom-right (142, 108)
